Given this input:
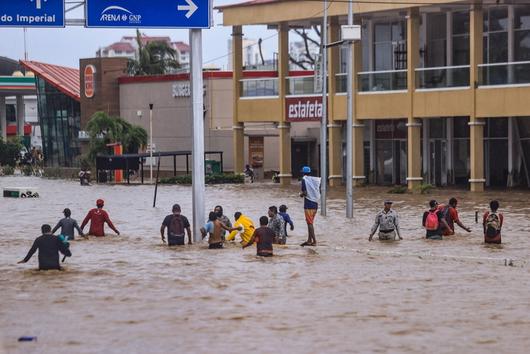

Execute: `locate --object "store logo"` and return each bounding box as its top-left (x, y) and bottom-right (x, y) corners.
top-left (84, 65), bottom-right (96, 99)
top-left (285, 96), bottom-right (325, 122)
top-left (99, 5), bottom-right (142, 24)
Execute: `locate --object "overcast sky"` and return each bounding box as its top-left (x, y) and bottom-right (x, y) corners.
top-left (0, 0), bottom-right (278, 70)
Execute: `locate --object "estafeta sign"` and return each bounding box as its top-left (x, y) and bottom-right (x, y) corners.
top-left (286, 96), bottom-right (325, 122)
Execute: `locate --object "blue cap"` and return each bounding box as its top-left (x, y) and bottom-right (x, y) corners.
top-left (301, 166), bottom-right (311, 174)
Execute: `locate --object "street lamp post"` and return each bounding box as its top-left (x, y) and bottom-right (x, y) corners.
top-left (149, 103), bottom-right (153, 184)
top-left (320, 0), bottom-right (328, 217)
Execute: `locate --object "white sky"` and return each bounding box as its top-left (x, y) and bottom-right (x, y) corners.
top-left (0, 0), bottom-right (279, 70)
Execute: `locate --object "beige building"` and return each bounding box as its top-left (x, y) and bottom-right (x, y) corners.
top-left (218, 0), bottom-right (530, 191)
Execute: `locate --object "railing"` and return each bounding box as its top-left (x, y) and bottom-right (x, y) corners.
top-left (358, 69), bottom-right (407, 92)
top-left (240, 78), bottom-right (278, 97)
top-left (416, 65), bottom-right (470, 89)
top-left (335, 73), bottom-right (347, 93)
top-left (478, 61), bottom-right (530, 86)
top-left (286, 75), bottom-right (316, 95)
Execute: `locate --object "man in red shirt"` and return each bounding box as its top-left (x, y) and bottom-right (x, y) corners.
top-left (81, 199), bottom-right (120, 237)
top-left (440, 197), bottom-right (471, 236)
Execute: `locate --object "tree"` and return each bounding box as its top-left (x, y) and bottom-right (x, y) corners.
top-left (127, 29), bottom-right (180, 76)
top-left (0, 137), bottom-right (22, 167)
top-left (85, 111), bottom-right (148, 161)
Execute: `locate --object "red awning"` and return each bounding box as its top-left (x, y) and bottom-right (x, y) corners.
top-left (6, 124), bottom-right (32, 136)
top-left (20, 60), bottom-right (80, 101)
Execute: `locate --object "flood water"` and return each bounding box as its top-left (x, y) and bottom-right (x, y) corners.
top-left (1, 176), bottom-right (529, 353)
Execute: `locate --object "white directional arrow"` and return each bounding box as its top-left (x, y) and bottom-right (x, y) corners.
top-left (177, 0), bottom-right (198, 18)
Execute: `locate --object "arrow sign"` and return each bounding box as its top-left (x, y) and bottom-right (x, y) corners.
top-left (86, 0), bottom-right (210, 28)
top-left (178, 0), bottom-right (198, 18)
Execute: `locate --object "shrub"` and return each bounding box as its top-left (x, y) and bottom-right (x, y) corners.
top-left (2, 165), bottom-right (15, 175)
top-left (388, 185), bottom-right (407, 194)
top-left (159, 173), bottom-right (244, 185)
top-left (418, 183), bottom-right (434, 194)
top-left (21, 165), bottom-right (33, 176)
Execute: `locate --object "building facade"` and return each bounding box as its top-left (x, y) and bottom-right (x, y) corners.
top-left (218, 0), bottom-right (530, 191)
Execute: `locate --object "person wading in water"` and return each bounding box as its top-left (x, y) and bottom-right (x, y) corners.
top-left (81, 199), bottom-right (120, 237)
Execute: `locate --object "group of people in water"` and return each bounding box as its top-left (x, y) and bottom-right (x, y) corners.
top-left (369, 197), bottom-right (503, 244)
top-left (18, 165), bottom-right (504, 270)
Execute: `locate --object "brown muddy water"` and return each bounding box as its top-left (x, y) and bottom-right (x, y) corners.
top-left (1, 177), bottom-right (529, 354)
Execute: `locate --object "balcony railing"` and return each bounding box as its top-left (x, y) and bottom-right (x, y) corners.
top-left (240, 78), bottom-right (278, 97)
top-left (286, 75), bottom-right (316, 95)
top-left (479, 61), bottom-right (530, 86)
top-left (416, 65), bottom-right (470, 89)
top-left (358, 69), bottom-right (407, 92)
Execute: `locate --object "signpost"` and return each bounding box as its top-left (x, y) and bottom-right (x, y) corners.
top-left (85, 0), bottom-right (210, 28)
top-left (0, 0), bottom-right (65, 27)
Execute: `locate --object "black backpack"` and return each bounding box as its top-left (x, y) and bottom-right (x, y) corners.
top-left (168, 215), bottom-right (185, 245)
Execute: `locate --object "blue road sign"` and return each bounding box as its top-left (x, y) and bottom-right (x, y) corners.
top-left (0, 0), bottom-right (65, 27)
top-left (86, 0), bottom-right (211, 29)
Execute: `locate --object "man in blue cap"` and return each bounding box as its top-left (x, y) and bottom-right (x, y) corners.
top-left (368, 200), bottom-right (403, 241)
top-left (299, 166), bottom-right (321, 246)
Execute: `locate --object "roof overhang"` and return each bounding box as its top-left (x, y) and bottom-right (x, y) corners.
top-left (217, 0), bottom-right (470, 26)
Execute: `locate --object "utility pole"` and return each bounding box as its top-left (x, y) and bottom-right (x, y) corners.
top-left (346, 0), bottom-right (354, 218)
top-left (190, 28), bottom-right (205, 243)
top-left (149, 103), bottom-right (153, 184)
top-left (320, 0), bottom-right (328, 216)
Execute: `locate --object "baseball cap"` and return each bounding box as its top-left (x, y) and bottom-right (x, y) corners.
top-left (96, 199), bottom-right (104, 207)
top-left (301, 166), bottom-right (311, 174)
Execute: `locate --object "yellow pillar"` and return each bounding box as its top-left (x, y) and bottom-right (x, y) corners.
top-left (352, 38), bottom-right (365, 186)
top-left (328, 17), bottom-right (343, 187)
top-left (406, 8), bottom-right (422, 190)
top-left (278, 22), bottom-right (292, 186)
top-left (469, 4), bottom-right (485, 192)
top-left (232, 26), bottom-right (244, 174)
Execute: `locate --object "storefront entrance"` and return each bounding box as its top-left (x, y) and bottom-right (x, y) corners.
top-left (374, 119), bottom-right (407, 185)
top-left (291, 140), bottom-right (315, 178)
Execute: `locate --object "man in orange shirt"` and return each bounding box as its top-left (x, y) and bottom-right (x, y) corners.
top-left (440, 197), bottom-right (471, 236)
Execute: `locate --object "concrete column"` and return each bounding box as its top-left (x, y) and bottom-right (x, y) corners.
top-left (369, 120), bottom-right (376, 183)
top-left (447, 117), bottom-right (454, 184)
top-left (0, 96), bottom-right (6, 140)
top-left (278, 22), bottom-right (292, 185)
top-left (407, 8), bottom-right (423, 190)
top-left (232, 26), bottom-right (245, 174)
top-left (16, 95), bottom-right (25, 137)
top-left (469, 4), bottom-right (485, 192)
top-left (352, 39), bottom-right (365, 186)
top-left (422, 118), bottom-right (429, 179)
top-left (508, 116), bottom-right (514, 187)
top-left (328, 17), bottom-right (342, 187)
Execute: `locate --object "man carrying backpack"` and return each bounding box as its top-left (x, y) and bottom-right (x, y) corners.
top-left (422, 200), bottom-right (449, 240)
top-left (440, 197), bottom-right (471, 236)
top-left (160, 204), bottom-right (192, 246)
top-left (483, 200), bottom-right (503, 244)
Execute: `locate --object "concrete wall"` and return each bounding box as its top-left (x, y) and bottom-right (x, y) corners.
top-left (119, 77), bottom-right (234, 172)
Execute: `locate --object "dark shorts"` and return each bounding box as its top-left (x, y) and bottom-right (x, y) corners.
top-left (209, 242), bottom-right (223, 249)
top-left (168, 234), bottom-right (185, 246)
top-left (257, 252), bottom-right (273, 257)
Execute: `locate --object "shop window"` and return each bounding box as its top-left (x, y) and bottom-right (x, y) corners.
top-left (453, 117), bottom-right (470, 138)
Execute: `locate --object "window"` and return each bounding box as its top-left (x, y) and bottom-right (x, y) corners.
top-left (373, 20), bottom-right (407, 71)
top-left (452, 11), bottom-right (470, 65)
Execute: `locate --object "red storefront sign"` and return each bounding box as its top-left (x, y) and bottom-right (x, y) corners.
top-left (6, 124), bottom-right (32, 136)
top-left (285, 96), bottom-right (325, 122)
top-left (84, 64), bottom-right (96, 98)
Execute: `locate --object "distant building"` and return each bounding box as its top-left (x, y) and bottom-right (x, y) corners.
top-left (227, 38), bottom-right (265, 70)
top-left (97, 35), bottom-right (190, 70)
top-left (289, 40), bottom-right (320, 70)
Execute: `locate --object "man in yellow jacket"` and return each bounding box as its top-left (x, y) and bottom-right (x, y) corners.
top-left (226, 212), bottom-right (255, 246)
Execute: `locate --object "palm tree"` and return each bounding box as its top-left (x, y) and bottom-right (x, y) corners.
top-left (127, 30), bottom-right (180, 76)
top-left (86, 111), bottom-right (148, 161)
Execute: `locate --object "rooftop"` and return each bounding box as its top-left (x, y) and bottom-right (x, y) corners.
top-left (20, 60), bottom-right (80, 101)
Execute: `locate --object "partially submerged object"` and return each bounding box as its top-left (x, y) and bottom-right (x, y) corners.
top-left (3, 187), bottom-right (39, 198)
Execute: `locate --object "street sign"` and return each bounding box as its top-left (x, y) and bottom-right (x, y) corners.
top-left (0, 0), bottom-right (65, 27)
top-left (85, 0), bottom-right (211, 28)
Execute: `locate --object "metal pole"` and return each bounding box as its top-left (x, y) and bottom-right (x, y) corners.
top-left (346, 0), bottom-right (354, 218)
top-left (320, 0), bottom-right (328, 216)
top-left (190, 29), bottom-right (205, 243)
top-left (149, 103), bottom-right (153, 183)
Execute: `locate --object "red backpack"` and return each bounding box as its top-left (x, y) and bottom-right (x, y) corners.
top-left (424, 210), bottom-right (439, 231)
